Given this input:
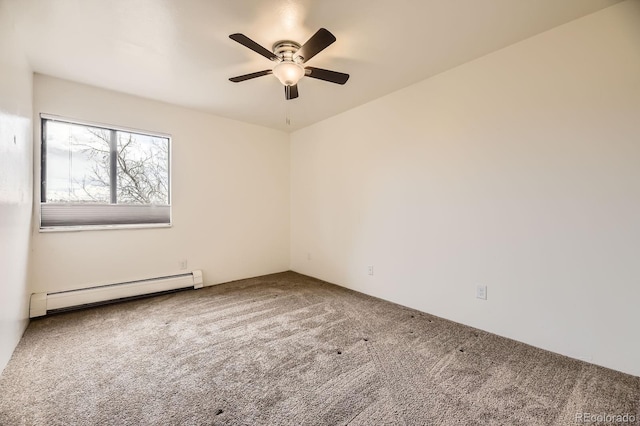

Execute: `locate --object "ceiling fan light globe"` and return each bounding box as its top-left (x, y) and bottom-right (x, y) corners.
top-left (273, 61), bottom-right (305, 86)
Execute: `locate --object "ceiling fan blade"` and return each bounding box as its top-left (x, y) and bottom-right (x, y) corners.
top-left (305, 67), bottom-right (349, 85)
top-left (229, 33), bottom-right (278, 61)
top-left (229, 69), bottom-right (273, 83)
top-left (295, 28), bottom-right (336, 63)
top-left (285, 84), bottom-right (299, 100)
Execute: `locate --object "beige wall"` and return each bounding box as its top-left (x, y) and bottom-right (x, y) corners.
top-left (30, 75), bottom-right (290, 293)
top-left (290, 1), bottom-right (640, 376)
top-left (0, 3), bottom-right (33, 372)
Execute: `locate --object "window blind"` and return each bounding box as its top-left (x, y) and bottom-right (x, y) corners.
top-left (41, 204), bottom-right (171, 228)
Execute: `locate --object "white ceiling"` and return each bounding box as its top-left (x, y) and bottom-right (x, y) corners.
top-left (5, 0), bottom-right (621, 132)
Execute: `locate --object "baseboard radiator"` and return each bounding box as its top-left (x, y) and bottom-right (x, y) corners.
top-left (29, 270), bottom-right (203, 318)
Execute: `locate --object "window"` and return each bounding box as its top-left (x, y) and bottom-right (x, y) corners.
top-left (40, 115), bottom-right (171, 229)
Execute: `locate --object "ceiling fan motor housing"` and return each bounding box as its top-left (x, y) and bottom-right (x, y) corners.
top-left (273, 41), bottom-right (302, 61)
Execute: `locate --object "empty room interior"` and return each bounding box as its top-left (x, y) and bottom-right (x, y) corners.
top-left (1, 0), bottom-right (639, 424)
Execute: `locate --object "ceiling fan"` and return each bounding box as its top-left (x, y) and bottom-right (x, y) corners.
top-left (228, 28), bottom-right (349, 100)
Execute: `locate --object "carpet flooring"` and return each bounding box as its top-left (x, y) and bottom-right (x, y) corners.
top-left (0, 271), bottom-right (638, 425)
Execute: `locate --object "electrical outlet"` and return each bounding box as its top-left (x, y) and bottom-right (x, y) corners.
top-left (476, 284), bottom-right (487, 300)
top-left (179, 259), bottom-right (188, 270)
top-left (367, 265), bottom-right (374, 276)
top-left (307, 252), bottom-right (311, 261)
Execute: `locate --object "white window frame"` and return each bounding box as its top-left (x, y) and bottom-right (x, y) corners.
top-left (39, 114), bottom-right (172, 232)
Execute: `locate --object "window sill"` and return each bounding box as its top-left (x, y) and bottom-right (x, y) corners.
top-left (39, 223), bottom-right (172, 233)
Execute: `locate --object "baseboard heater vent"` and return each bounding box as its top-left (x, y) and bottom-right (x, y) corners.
top-left (30, 270), bottom-right (203, 318)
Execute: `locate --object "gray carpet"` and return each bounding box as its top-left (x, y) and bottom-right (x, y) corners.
top-left (0, 271), bottom-right (638, 425)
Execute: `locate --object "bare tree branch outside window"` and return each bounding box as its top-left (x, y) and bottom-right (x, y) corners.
top-left (74, 128), bottom-right (169, 204)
